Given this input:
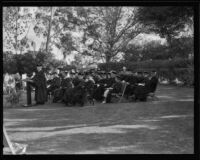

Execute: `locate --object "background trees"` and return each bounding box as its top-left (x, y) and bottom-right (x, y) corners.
top-left (3, 7), bottom-right (35, 54)
top-left (137, 6), bottom-right (193, 46)
top-left (3, 6), bottom-right (193, 81)
top-left (71, 7), bottom-right (146, 63)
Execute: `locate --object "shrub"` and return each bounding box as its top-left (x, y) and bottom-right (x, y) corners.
top-left (158, 68), bottom-right (194, 86)
top-left (5, 89), bottom-right (21, 107)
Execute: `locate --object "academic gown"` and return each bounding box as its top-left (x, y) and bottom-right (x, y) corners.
top-left (32, 70), bottom-right (47, 104)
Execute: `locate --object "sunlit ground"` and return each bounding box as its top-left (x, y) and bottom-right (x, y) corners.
top-left (3, 85), bottom-right (194, 154)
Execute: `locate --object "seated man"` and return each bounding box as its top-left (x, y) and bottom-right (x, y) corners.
top-left (102, 75), bottom-right (123, 103)
top-left (133, 71), bottom-right (158, 102)
top-left (47, 72), bottom-right (61, 101)
top-left (84, 74), bottom-right (95, 103)
top-left (60, 71), bottom-right (74, 102)
top-left (146, 70), bottom-right (158, 97)
top-left (93, 72), bottom-right (108, 101)
top-left (53, 71), bottom-right (72, 103)
top-left (63, 77), bottom-right (87, 107)
top-left (47, 73), bottom-right (54, 96)
top-left (121, 74), bottom-right (137, 99)
top-left (134, 83), bottom-right (149, 102)
top-left (72, 72), bottom-right (84, 87)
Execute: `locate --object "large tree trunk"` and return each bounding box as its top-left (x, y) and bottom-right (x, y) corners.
top-left (105, 51), bottom-right (112, 63)
top-left (15, 7), bottom-right (20, 54)
top-left (46, 7), bottom-right (53, 53)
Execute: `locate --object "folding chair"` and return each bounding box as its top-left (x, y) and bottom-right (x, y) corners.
top-left (118, 81), bottom-right (128, 103)
top-left (110, 81), bottom-right (128, 103)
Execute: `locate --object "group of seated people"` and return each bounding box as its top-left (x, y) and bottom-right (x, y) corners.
top-left (46, 67), bottom-right (158, 107)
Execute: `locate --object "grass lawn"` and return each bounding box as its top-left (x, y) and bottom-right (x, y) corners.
top-left (3, 84), bottom-right (194, 154)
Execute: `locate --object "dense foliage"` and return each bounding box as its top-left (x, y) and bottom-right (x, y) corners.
top-left (137, 6), bottom-right (193, 45)
top-left (98, 58), bottom-right (193, 86)
top-left (3, 51), bottom-right (76, 74)
top-left (124, 37), bottom-right (193, 62)
top-left (98, 58), bottom-right (193, 71)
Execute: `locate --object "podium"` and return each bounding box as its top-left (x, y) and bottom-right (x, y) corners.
top-left (23, 78), bottom-right (33, 107)
top-left (26, 81), bottom-right (32, 105)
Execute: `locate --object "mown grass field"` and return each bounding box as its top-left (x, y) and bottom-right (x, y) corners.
top-left (3, 85), bottom-right (194, 154)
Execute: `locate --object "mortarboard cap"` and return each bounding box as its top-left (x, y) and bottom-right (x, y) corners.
top-left (110, 70), bottom-right (117, 74)
top-left (36, 63), bottom-right (42, 67)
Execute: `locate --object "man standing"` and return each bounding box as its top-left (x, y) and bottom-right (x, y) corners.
top-left (28, 64), bottom-right (47, 105)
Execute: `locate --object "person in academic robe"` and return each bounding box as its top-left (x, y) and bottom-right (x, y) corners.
top-left (93, 72), bottom-right (107, 101)
top-left (133, 71), bottom-right (151, 102)
top-left (47, 72), bottom-right (61, 97)
top-left (64, 72), bottom-right (86, 107)
top-left (29, 64), bottom-right (47, 105)
top-left (60, 71), bottom-right (74, 103)
top-left (145, 70), bottom-right (159, 94)
top-left (102, 75), bottom-right (123, 103)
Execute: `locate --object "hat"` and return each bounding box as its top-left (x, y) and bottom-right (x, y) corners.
top-left (101, 72), bottom-right (106, 75)
top-left (36, 63), bottom-right (42, 67)
top-left (116, 75), bottom-right (121, 79)
top-left (107, 72), bottom-right (111, 75)
top-left (53, 71), bottom-right (57, 74)
top-left (27, 72), bottom-right (32, 77)
top-left (97, 71), bottom-right (102, 75)
top-left (78, 72), bottom-right (83, 75)
top-left (110, 70), bottom-right (117, 74)
top-left (57, 66), bottom-right (63, 70)
top-left (143, 71), bottom-right (149, 74)
top-left (85, 72), bottom-right (90, 76)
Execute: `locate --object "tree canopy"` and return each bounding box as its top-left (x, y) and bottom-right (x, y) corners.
top-left (3, 6), bottom-right (194, 71)
top-left (137, 6), bottom-right (193, 45)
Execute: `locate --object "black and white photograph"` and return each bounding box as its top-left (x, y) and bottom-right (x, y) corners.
top-left (2, 4), bottom-right (196, 155)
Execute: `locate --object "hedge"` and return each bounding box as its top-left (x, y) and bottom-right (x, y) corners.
top-left (98, 58), bottom-right (193, 72)
top-left (158, 68), bottom-right (194, 86)
top-left (98, 58), bottom-right (194, 86)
